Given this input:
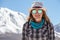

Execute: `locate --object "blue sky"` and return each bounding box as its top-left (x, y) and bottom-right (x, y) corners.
top-left (0, 0), bottom-right (60, 25)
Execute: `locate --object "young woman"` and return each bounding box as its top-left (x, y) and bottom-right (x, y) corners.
top-left (22, 2), bottom-right (55, 40)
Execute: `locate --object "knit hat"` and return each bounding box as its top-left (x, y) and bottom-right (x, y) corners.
top-left (29, 2), bottom-right (46, 12)
top-left (31, 2), bottom-right (43, 8)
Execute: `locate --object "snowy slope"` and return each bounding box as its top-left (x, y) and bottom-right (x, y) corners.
top-left (55, 31), bottom-right (60, 38)
top-left (54, 23), bottom-right (60, 38)
top-left (54, 23), bottom-right (60, 32)
top-left (0, 7), bottom-right (26, 34)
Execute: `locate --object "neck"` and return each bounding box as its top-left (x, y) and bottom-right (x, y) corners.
top-left (35, 18), bottom-right (42, 23)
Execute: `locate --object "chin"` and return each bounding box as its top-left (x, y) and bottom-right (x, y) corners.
top-left (35, 19), bottom-right (41, 22)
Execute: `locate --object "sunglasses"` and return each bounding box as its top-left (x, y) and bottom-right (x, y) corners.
top-left (31, 9), bottom-right (42, 14)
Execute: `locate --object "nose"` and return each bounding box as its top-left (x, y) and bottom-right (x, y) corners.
top-left (35, 13), bottom-right (40, 16)
top-left (36, 12), bottom-right (39, 15)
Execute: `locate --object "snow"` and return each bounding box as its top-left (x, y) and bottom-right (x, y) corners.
top-left (55, 31), bottom-right (60, 38)
top-left (0, 7), bottom-right (26, 34)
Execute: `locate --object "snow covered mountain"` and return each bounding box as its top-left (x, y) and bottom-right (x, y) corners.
top-left (55, 23), bottom-right (60, 33)
top-left (54, 23), bottom-right (60, 38)
top-left (0, 7), bottom-right (26, 34)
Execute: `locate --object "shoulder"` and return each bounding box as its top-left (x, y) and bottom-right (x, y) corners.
top-left (23, 21), bottom-right (29, 26)
top-left (47, 21), bottom-right (54, 29)
top-left (23, 21), bottom-right (29, 28)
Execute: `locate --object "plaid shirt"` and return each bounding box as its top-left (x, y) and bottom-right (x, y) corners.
top-left (22, 20), bottom-right (55, 40)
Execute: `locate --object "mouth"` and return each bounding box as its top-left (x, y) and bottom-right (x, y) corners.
top-left (35, 15), bottom-right (40, 18)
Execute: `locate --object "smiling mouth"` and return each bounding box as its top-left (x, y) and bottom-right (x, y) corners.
top-left (35, 15), bottom-right (40, 18)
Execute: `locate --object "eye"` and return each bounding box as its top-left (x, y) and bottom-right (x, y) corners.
top-left (38, 9), bottom-right (42, 14)
top-left (32, 10), bottom-right (36, 14)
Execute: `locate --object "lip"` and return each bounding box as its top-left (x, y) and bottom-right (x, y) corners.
top-left (35, 15), bottom-right (40, 17)
top-left (35, 16), bottom-right (40, 18)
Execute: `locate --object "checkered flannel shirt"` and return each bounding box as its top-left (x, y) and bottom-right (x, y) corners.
top-left (22, 21), bottom-right (55, 40)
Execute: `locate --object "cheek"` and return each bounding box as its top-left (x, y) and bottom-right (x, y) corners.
top-left (32, 15), bottom-right (36, 18)
top-left (40, 14), bottom-right (42, 17)
top-left (39, 14), bottom-right (43, 17)
top-left (32, 15), bottom-right (37, 19)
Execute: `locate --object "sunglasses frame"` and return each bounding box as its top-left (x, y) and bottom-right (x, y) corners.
top-left (30, 8), bottom-right (43, 14)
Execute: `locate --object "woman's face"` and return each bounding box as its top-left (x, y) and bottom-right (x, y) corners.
top-left (31, 8), bottom-right (43, 22)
